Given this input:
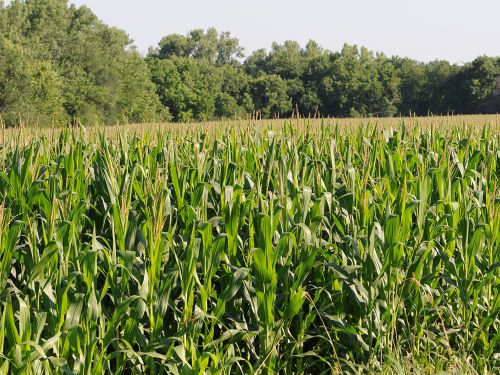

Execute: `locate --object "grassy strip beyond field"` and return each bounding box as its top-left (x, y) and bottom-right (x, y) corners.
top-left (0, 117), bottom-right (499, 374)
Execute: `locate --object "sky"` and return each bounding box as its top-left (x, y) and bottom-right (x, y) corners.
top-left (25, 0), bottom-right (500, 62)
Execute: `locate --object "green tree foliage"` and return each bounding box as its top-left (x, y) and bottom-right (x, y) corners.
top-left (316, 45), bottom-right (400, 117)
top-left (462, 56), bottom-right (500, 112)
top-left (0, 1), bottom-right (499, 125)
top-left (147, 29), bottom-right (251, 121)
top-left (148, 57), bottom-right (220, 121)
top-left (153, 28), bottom-right (244, 66)
top-left (420, 60), bottom-right (460, 114)
top-left (0, 37), bottom-right (38, 125)
top-left (249, 74), bottom-right (292, 118)
top-left (391, 58), bottom-right (426, 115)
top-left (0, 0), bottom-right (164, 126)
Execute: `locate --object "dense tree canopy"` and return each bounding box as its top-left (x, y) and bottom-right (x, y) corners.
top-left (0, 0), bottom-right (499, 126)
top-left (0, 0), bottom-right (165, 126)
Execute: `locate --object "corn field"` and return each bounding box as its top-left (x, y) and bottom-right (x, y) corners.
top-left (0, 119), bottom-right (499, 374)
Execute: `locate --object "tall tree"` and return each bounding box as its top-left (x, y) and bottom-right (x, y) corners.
top-left (250, 74), bottom-right (292, 118)
top-left (0, 37), bottom-right (36, 125)
top-left (463, 56), bottom-right (500, 112)
top-left (153, 28), bottom-right (243, 66)
top-left (148, 29), bottom-right (249, 121)
top-left (0, 0), bottom-right (164, 126)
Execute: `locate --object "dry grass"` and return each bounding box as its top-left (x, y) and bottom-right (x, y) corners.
top-left (2, 114), bottom-right (500, 145)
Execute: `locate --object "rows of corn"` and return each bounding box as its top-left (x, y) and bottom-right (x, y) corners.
top-left (0, 120), bottom-right (499, 374)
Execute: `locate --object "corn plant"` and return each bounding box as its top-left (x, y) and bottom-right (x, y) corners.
top-left (0, 119), bottom-right (498, 374)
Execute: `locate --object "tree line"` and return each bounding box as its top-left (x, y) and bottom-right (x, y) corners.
top-left (1, 0), bottom-right (499, 126)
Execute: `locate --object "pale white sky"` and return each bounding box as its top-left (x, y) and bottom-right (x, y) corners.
top-left (10, 0), bottom-right (500, 62)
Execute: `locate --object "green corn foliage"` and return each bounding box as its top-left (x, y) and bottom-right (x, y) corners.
top-left (0, 119), bottom-right (498, 374)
